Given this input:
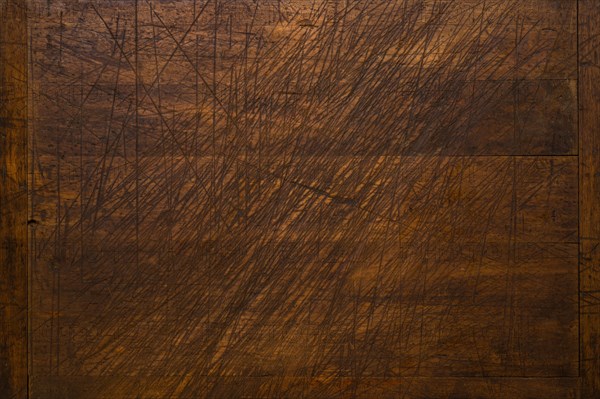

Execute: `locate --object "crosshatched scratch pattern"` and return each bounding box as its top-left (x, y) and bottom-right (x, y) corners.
top-left (28, 0), bottom-right (578, 398)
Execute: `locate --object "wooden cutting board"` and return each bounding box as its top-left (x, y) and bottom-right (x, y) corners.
top-left (1, 0), bottom-right (599, 397)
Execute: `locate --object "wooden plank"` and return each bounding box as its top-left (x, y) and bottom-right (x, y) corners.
top-left (30, 376), bottom-right (580, 399)
top-left (579, 0), bottom-right (600, 397)
top-left (27, 154), bottom-right (578, 385)
top-left (0, 1), bottom-right (28, 398)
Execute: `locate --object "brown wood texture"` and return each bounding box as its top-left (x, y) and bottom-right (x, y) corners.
top-left (0, 0), bottom-right (28, 398)
top-left (579, 0), bottom-right (600, 397)
top-left (0, 0), bottom-right (598, 398)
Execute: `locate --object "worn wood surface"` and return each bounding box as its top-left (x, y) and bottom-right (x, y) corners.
top-left (579, 0), bottom-right (600, 397)
top-left (0, 1), bottom-right (28, 398)
top-left (0, 0), bottom-right (598, 398)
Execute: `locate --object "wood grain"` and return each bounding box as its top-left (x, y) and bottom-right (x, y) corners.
top-left (30, 376), bottom-right (581, 399)
top-left (0, 1), bottom-right (28, 398)
top-left (0, 0), bottom-right (595, 398)
top-left (579, 0), bottom-right (600, 397)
